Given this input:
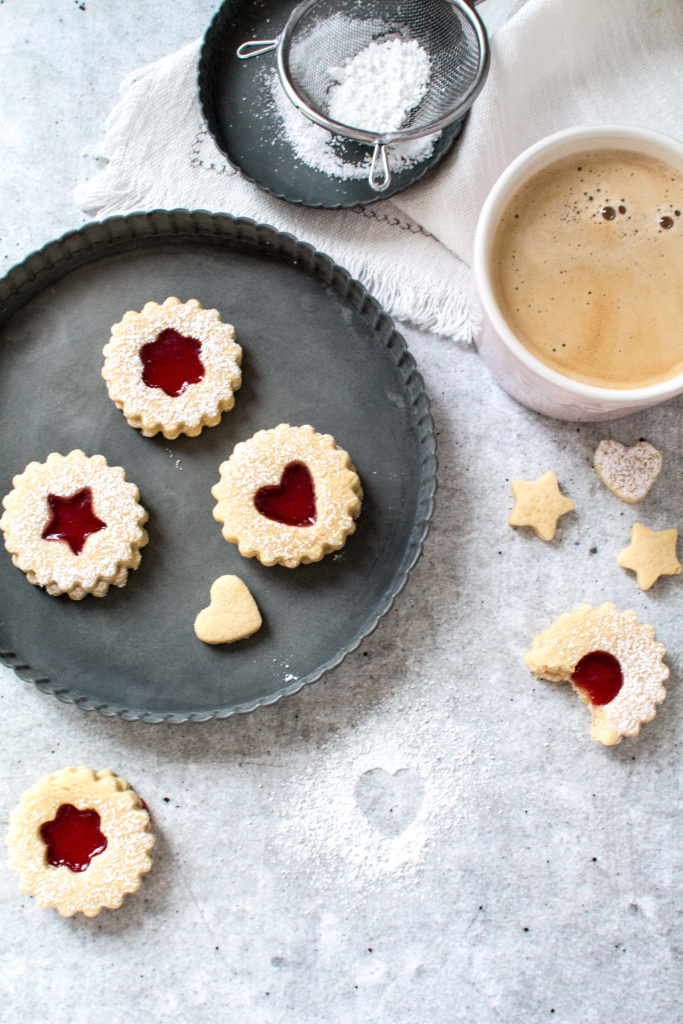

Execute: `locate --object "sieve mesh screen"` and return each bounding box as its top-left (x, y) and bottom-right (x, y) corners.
top-left (281, 0), bottom-right (485, 138)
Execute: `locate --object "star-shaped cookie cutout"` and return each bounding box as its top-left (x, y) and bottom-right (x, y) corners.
top-left (617, 522), bottom-right (682, 590)
top-left (508, 471), bottom-right (575, 541)
top-left (42, 487), bottom-right (107, 555)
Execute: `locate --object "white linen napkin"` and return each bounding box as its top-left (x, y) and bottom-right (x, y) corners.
top-left (75, 0), bottom-right (683, 342)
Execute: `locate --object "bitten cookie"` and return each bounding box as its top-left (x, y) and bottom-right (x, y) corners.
top-left (212, 424), bottom-right (362, 568)
top-left (0, 450), bottom-right (148, 599)
top-left (6, 767), bottom-right (154, 917)
top-left (102, 297), bottom-right (242, 438)
top-left (525, 602), bottom-right (669, 745)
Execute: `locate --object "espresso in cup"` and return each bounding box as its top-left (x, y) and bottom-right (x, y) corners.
top-left (490, 149), bottom-right (683, 389)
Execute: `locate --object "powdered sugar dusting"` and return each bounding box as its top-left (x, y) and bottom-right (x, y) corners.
top-left (269, 72), bottom-right (438, 180)
top-left (594, 439), bottom-right (663, 503)
top-left (327, 37), bottom-right (431, 134)
top-left (265, 12), bottom-right (440, 181)
top-left (272, 695), bottom-right (492, 888)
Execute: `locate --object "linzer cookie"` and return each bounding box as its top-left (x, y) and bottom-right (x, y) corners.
top-left (212, 424), bottom-right (363, 568)
top-left (0, 450), bottom-right (148, 599)
top-left (525, 602), bottom-right (669, 745)
top-left (6, 767), bottom-right (154, 918)
top-left (102, 297), bottom-right (242, 438)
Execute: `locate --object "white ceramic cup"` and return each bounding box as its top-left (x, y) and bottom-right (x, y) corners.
top-left (473, 125), bottom-right (683, 421)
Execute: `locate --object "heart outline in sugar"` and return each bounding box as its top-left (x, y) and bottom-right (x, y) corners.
top-left (354, 767), bottom-right (426, 837)
top-left (593, 440), bottom-right (662, 503)
top-left (194, 575), bottom-right (262, 645)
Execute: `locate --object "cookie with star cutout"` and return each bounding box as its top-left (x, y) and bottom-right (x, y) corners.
top-left (508, 470), bottom-right (575, 541)
top-left (0, 450), bottom-right (148, 599)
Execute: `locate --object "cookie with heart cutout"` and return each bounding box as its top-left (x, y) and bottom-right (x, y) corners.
top-left (6, 767), bottom-right (154, 917)
top-left (212, 424), bottom-right (363, 568)
top-left (102, 297), bottom-right (242, 439)
top-left (525, 602), bottom-right (669, 745)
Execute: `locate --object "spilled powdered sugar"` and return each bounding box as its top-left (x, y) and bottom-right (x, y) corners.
top-left (271, 690), bottom-right (493, 889)
top-left (268, 14), bottom-right (440, 180)
top-left (269, 73), bottom-right (438, 181)
top-left (0, 451), bottom-right (147, 594)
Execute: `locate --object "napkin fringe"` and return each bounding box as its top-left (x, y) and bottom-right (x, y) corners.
top-left (74, 39), bottom-right (477, 340)
top-left (75, 46), bottom-right (197, 215)
top-left (360, 267), bottom-right (476, 342)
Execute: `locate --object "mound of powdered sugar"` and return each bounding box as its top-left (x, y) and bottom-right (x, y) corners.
top-left (268, 71), bottom-right (438, 181)
top-left (268, 15), bottom-right (439, 181)
top-left (327, 37), bottom-right (432, 134)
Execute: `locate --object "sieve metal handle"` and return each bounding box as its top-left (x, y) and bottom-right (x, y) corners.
top-left (236, 39), bottom-right (278, 59)
top-left (368, 144), bottom-right (391, 193)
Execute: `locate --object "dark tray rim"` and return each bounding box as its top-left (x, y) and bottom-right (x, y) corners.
top-left (0, 210), bottom-right (437, 722)
top-left (197, 0), bottom-right (464, 210)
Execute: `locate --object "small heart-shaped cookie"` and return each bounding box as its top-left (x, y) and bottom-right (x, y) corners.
top-left (194, 575), bottom-right (262, 645)
top-left (593, 440), bottom-right (662, 503)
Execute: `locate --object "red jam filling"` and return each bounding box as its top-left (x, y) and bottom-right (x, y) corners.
top-left (254, 461), bottom-right (316, 526)
top-left (571, 650), bottom-right (623, 706)
top-left (40, 804), bottom-right (108, 873)
top-left (41, 487), bottom-right (106, 555)
top-left (140, 328), bottom-right (205, 397)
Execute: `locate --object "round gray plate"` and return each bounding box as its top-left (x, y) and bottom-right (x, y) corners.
top-left (198, 0), bottom-right (464, 208)
top-left (0, 212), bottom-right (436, 721)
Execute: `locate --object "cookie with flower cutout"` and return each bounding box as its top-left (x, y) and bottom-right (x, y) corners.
top-left (7, 767), bottom-right (154, 918)
top-left (0, 450), bottom-right (148, 599)
top-left (525, 602), bottom-right (669, 746)
top-left (212, 424), bottom-right (363, 568)
top-left (102, 297), bottom-right (242, 438)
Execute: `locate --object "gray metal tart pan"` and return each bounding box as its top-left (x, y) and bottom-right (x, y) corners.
top-left (198, 0), bottom-right (464, 209)
top-left (0, 211), bottom-right (436, 722)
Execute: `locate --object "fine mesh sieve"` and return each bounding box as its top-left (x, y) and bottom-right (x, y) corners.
top-left (237, 0), bottom-right (489, 192)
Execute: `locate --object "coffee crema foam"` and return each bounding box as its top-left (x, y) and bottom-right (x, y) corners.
top-left (491, 149), bottom-right (683, 389)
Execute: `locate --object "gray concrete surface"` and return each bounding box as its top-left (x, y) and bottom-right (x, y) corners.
top-left (0, 3), bottom-right (680, 1022)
